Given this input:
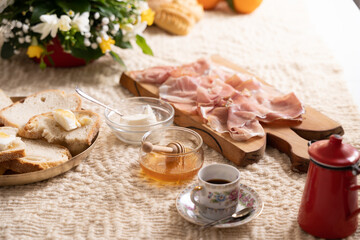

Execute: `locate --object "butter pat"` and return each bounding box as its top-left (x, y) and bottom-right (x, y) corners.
top-left (52, 109), bottom-right (81, 131)
top-left (120, 105), bottom-right (157, 126)
top-left (0, 131), bottom-right (16, 151)
top-left (78, 116), bottom-right (92, 126)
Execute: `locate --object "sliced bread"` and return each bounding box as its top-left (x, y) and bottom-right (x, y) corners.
top-left (19, 110), bottom-right (100, 156)
top-left (0, 89), bottom-right (13, 125)
top-left (0, 89), bottom-right (13, 111)
top-left (0, 89), bottom-right (82, 129)
top-left (1, 139), bottom-right (71, 173)
top-left (0, 127), bottom-right (26, 163)
top-left (0, 164), bottom-right (7, 175)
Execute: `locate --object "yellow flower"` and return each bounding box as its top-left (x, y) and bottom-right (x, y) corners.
top-left (99, 37), bottom-right (115, 54)
top-left (26, 45), bottom-right (44, 59)
top-left (141, 8), bottom-right (155, 26)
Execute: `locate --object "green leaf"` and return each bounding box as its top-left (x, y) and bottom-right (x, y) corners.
top-left (96, 5), bottom-right (115, 17)
top-left (31, 2), bottom-right (57, 24)
top-left (114, 31), bottom-right (132, 49)
top-left (39, 58), bottom-right (46, 69)
top-left (70, 46), bottom-right (103, 62)
top-left (55, 0), bottom-right (91, 13)
top-left (135, 35), bottom-right (153, 56)
top-left (117, 41), bottom-right (132, 49)
top-left (47, 55), bottom-right (55, 66)
top-left (109, 51), bottom-right (126, 69)
top-left (1, 42), bottom-right (14, 59)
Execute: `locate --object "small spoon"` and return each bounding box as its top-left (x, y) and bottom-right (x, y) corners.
top-left (75, 86), bottom-right (123, 116)
top-left (201, 207), bottom-right (254, 229)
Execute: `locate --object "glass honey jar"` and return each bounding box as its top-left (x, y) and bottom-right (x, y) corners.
top-left (140, 126), bottom-right (204, 183)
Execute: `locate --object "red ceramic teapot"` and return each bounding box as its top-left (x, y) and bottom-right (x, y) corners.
top-left (298, 135), bottom-right (360, 239)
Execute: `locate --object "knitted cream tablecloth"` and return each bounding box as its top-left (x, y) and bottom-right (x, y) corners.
top-left (1, 0), bottom-right (360, 239)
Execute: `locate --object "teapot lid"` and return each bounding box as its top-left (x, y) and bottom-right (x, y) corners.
top-left (308, 135), bottom-right (360, 168)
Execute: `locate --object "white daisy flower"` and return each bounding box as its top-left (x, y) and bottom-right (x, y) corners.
top-left (58, 15), bottom-right (71, 31)
top-left (123, 20), bottom-right (147, 42)
top-left (0, 0), bottom-right (14, 14)
top-left (71, 12), bottom-right (90, 34)
top-left (113, 23), bottom-right (120, 32)
top-left (32, 14), bottom-right (59, 40)
top-left (138, 1), bottom-right (149, 12)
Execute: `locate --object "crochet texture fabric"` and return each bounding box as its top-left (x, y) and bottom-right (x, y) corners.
top-left (1, 0), bottom-right (360, 239)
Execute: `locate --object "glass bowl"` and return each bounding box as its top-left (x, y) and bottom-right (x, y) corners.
top-left (139, 126), bottom-right (204, 183)
top-left (105, 97), bottom-right (174, 144)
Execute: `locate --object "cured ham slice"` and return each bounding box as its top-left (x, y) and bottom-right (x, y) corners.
top-left (160, 75), bottom-right (236, 115)
top-left (170, 58), bottom-right (212, 78)
top-left (159, 76), bottom-right (199, 115)
top-left (128, 66), bottom-right (175, 84)
top-left (129, 58), bottom-right (213, 85)
top-left (228, 107), bottom-right (265, 141)
top-left (128, 59), bottom-right (305, 141)
top-left (207, 106), bottom-right (265, 141)
top-left (262, 92), bottom-right (304, 122)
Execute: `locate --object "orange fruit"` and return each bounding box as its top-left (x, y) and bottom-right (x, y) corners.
top-left (197, 0), bottom-right (221, 10)
top-left (226, 0), bottom-right (262, 14)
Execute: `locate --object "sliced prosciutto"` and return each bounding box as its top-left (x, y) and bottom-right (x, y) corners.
top-left (128, 65), bottom-right (175, 84)
top-left (128, 59), bottom-right (305, 141)
top-left (159, 76), bottom-right (199, 114)
top-left (128, 58), bottom-right (213, 85)
top-left (207, 106), bottom-right (265, 141)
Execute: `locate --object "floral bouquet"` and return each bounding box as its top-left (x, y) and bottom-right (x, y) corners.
top-left (0, 0), bottom-right (154, 68)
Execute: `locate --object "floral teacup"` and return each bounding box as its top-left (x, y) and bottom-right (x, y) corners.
top-left (190, 164), bottom-right (241, 220)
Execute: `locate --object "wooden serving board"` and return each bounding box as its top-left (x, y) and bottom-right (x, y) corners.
top-left (119, 56), bottom-right (343, 172)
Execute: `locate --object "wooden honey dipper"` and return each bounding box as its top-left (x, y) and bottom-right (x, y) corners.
top-left (142, 141), bottom-right (186, 154)
top-left (142, 141), bottom-right (191, 171)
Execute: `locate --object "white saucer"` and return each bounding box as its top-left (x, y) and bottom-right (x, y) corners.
top-left (176, 183), bottom-right (264, 228)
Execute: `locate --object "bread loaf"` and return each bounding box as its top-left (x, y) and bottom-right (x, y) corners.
top-left (0, 90), bottom-right (82, 129)
top-left (1, 139), bottom-right (71, 173)
top-left (0, 89), bottom-right (13, 125)
top-left (0, 163), bottom-right (8, 175)
top-left (19, 110), bottom-right (100, 156)
top-left (153, 0), bottom-right (204, 35)
top-left (0, 89), bottom-right (13, 111)
top-left (0, 127), bottom-right (26, 163)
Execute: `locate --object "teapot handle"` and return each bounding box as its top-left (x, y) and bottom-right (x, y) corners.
top-left (348, 184), bottom-right (360, 220)
top-left (349, 185), bottom-right (360, 191)
top-left (352, 163), bottom-right (360, 176)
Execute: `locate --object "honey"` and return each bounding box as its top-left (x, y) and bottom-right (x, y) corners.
top-left (140, 150), bottom-right (202, 182)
